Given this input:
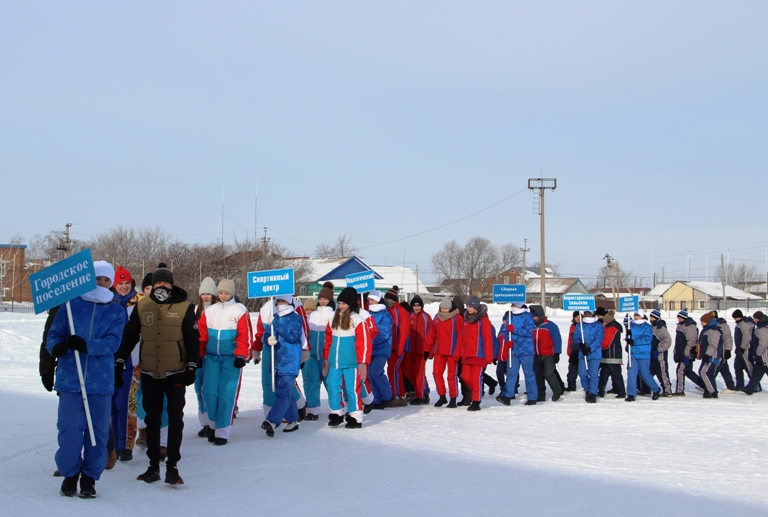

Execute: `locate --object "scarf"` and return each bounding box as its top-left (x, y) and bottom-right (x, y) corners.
top-left (437, 309), bottom-right (459, 321)
top-left (81, 286), bottom-right (115, 304)
top-left (277, 304), bottom-right (295, 317)
top-left (465, 304), bottom-right (487, 324)
top-left (113, 289), bottom-right (137, 308)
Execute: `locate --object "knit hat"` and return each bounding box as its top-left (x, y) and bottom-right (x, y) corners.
top-left (439, 297), bottom-right (452, 310)
top-left (604, 311), bottom-right (615, 324)
top-left (114, 265), bottom-right (133, 286)
top-left (466, 296), bottom-right (481, 311)
top-left (595, 307), bottom-right (607, 317)
top-left (151, 263), bottom-right (174, 286)
top-left (677, 309), bottom-right (689, 320)
top-left (94, 261), bottom-right (115, 282)
top-left (384, 285), bottom-right (400, 303)
top-left (199, 277), bottom-right (216, 296)
top-left (368, 290), bottom-right (382, 303)
top-left (753, 311), bottom-right (765, 321)
top-left (452, 296), bottom-right (465, 314)
top-left (318, 281), bottom-right (335, 302)
top-left (275, 294), bottom-right (294, 305)
top-left (650, 308), bottom-right (662, 320)
top-left (303, 298), bottom-right (317, 311)
top-left (337, 287), bottom-right (358, 309)
top-left (217, 279), bottom-right (235, 296)
top-left (634, 309), bottom-right (646, 318)
top-left (141, 272), bottom-right (154, 290)
top-left (732, 309), bottom-right (744, 319)
top-left (529, 305), bottom-right (545, 319)
top-left (410, 295), bottom-right (424, 310)
top-left (701, 313), bottom-right (714, 326)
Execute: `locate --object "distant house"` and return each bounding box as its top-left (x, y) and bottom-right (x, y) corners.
top-left (524, 278), bottom-right (590, 308)
top-left (662, 281), bottom-right (763, 312)
top-left (0, 244), bottom-right (33, 304)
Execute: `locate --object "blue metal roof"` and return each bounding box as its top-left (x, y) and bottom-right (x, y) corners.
top-left (317, 256), bottom-right (384, 281)
top-left (0, 244), bottom-right (27, 249)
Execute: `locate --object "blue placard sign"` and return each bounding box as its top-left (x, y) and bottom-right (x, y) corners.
top-left (345, 270), bottom-right (375, 293)
top-left (619, 295), bottom-right (639, 313)
top-left (29, 248), bottom-right (97, 314)
top-left (492, 284), bottom-right (526, 304)
top-left (562, 294), bottom-right (596, 312)
top-left (247, 268), bottom-right (295, 298)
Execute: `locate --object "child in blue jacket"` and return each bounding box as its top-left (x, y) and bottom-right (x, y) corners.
top-left (572, 310), bottom-right (604, 403)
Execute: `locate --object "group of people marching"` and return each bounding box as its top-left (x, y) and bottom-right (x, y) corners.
top-left (40, 262), bottom-right (768, 498)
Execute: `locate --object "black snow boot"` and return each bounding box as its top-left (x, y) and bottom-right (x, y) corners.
top-left (261, 420), bottom-right (276, 437)
top-left (585, 394), bottom-right (597, 403)
top-left (524, 400), bottom-right (537, 406)
top-left (137, 465), bottom-right (161, 483)
top-left (344, 419), bottom-right (363, 429)
top-left (467, 401), bottom-right (481, 412)
top-left (119, 449), bottom-right (133, 461)
top-left (496, 395), bottom-right (511, 406)
top-left (79, 474), bottom-right (96, 499)
top-left (363, 403), bottom-right (374, 414)
top-left (60, 474), bottom-right (79, 497)
top-left (624, 396), bottom-right (636, 402)
top-left (206, 427), bottom-right (215, 443)
top-left (297, 406), bottom-right (307, 422)
top-left (328, 413), bottom-right (345, 427)
top-left (165, 465), bottom-right (184, 485)
top-left (434, 395), bottom-right (448, 407)
top-left (446, 397), bottom-right (457, 408)
top-left (213, 437), bottom-right (228, 446)
top-left (652, 390), bottom-right (661, 401)
top-left (197, 425), bottom-right (210, 437)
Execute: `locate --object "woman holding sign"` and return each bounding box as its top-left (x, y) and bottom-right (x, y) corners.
top-left (46, 261), bottom-right (127, 498)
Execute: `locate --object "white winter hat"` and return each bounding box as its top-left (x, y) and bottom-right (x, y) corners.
top-left (275, 295), bottom-right (294, 305)
top-left (634, 308), bottom-right (646, 318)
top-left (199, 277), bottom-right (217, 296)
top-left (368, 290), bottom-right (382, 303)
top-left (93, 261), bottom-right (115, 282)
top-left (217, 279), bottom-right (236, 296)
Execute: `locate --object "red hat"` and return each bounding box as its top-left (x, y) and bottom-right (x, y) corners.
top-left (114, 265), bottom-right (133, 286)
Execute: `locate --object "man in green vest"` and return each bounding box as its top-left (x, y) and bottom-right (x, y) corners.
top-left (117, 263), bottom-right (198, 485)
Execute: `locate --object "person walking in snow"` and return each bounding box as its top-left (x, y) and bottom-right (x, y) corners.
top-left (385, 286), bottom-right (410, 407)
top-left (711, 311), bottom-right (737, 393)
top-left (496, 303), bottom-right (538, 405)
top-left (431, 296), bottom-right (463, 408)
top-left (732, 309), bottom-right (756, 391)
top-left (649, 308), bottom-right (673, 396)
top-left (741, 311), bottom-right (768, 395)
top-left (672, 309), bottom-right (703, 395)
top-left (625, 309), bottom-right (661, 402)
top-left (597, 310), bottom-right (625, 398)
top-left (47, 261), bottom-right (127, 498)
top-left (565, 312), bottom-right (581, 391)
top-left (304, 283), bottom-right (336, 419)
top-left (406, 295), bottom-right (433, 405)
top-left (698, 312), bottom-right (724, 399)
top-left (323, 287), bottom-right (371, 428)
top-left (367, 290), bottom-right (393, 409)
top-left (572, 310), bottom-right (604, 403)
top-left (193, 277), bottom-right (218, 441)
top-left (459, 297), bottom-right (494, 411)
top-left (261, 295), bottom-right (304, 436)
top-left (530, 304), bottom-right (563, 402)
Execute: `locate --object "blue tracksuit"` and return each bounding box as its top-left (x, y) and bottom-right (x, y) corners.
top-left (304, 306), bottom-right (334, 413)
top-left (500, 310), bottom-right (537, 401)
top-left (369, 305), bottom-right (393, 404)
top-left (627, 320), bottom-right (660, 397)
top-left (264, 309), bottom-right (304, 426)
top-left (572, 318), bottom-right (604, 395)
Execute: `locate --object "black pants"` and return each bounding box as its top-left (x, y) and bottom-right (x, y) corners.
top-left (734, 349), bottom-right (753, 389)
top-left (141, 373), bottom-right (186, 467)
top-left (716, 358), bottom-right (736, 390)
top-left (567, 353), bottom-right (579, 389)
top-left (533, 355), bottom-right (561, 400)
top-left (598, 363), bottom-right (625, 396)
top-left (745, 362), bottom-right (768, 394)
top-left (651, 353), bottom-right (672, 394)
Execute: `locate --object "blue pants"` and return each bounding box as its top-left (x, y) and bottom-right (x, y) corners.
top-left (327, 366), bottom-right (363, 423)
top-left (267, 375), bottom-right (299, 426)
top-left (261, 347), bottom-right (302, 408)
top-left (302, 354), bottom-right (324, 411)
top-left (369, 355), bottom-right (392, 404)
top-left (202, 355), bottom-right (242, 439)
top-left (195, 359), bottom-right (206, 426)
top-left (627, 358), bottom-right (659, 396)
top-left (56, 392), bottom-right (111, 480)
top-left (501, 355), bottom-right (537, 401)
top-left (578, 357), bottom-right (601, 395)
top-left (111, 357), bottom-right (134, 450)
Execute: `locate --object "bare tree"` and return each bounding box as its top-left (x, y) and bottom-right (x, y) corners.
top-left (315, 234), bottom-right (358, 258)
top-left (431, 236), bottom-right (520, 298)
top-left (716, 262), bottom-right (760, 288)
top-left (595, 263), bottom-right (632, 290)
top-left (531, 261), bottom-right (561, 277)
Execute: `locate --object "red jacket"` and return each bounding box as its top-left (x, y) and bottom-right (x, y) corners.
top-left (532, 318), bottom-right (557, 356)
top-left (409, 310), bottom-right (434, 354)
top-left (567, 323), bottom-right (576, 356)
top-left (388, 304), bottom-right (410, 357)
top-left (461, 312), bottom-right (494, 366)
top-left (497, 325), bottom-right (514, 362)
top-left (432, 313), bottom-right (463, 359)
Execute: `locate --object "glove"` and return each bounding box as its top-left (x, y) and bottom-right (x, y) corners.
top-left (267, 336), bottom-right (277, 346)
top-left (423, 351), bottom-right (430, 361)
top-left (703, 355), bottom-right (711, 363)
top-left (234, 356), bottom-right (246, 368)
top-left (51, 342), bottom-right (69, 358)
top-left (183, 367), bottom-right (196, 386)
top-left (266, 316), bottom-right (274, 326)
top-left (554, 353), bottom-right (560, 364)
top-left (626, 338), bottom-right (634, 346)
top-left (673, 355), bottom-right (680, 363)
top-left (114, 362), bottom-right (124, 389)
top-left (724, 350), bottom-right (732, 360)
top-left (252, 350), bottom-right (261, 364)
top-left (579, 344), bottom-right (589, 356)
top-left (41, 374), bottom-right (54, 392)
top-left (67, 335), bottom-right (87, 354)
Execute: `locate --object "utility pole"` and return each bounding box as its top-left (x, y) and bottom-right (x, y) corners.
top-left (262, 227), bottom-right (269, 255)
top-left (528, 177), bottom-right (556, 308)
top-left (519, 238), bottom-right (530, 286)
top-left (605, 254), bottom-right (618, 309)
top-left (721, 254), bottom-right (727, 312)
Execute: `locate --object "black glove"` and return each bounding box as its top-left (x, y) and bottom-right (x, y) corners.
top-left (673, 355), bottom-right (680, 363)
top-left (626, 338), bottom-right (634, 346)
top-left (67, 335), bottom-right (87, 354)
top-left (423, 351), bottom-right (430, 361)
top-left (114, 362), bottom-right (125, 389)
top-left (703, 354), bottom-right (711, 363)
top-left (554, 353), bottom-right (560, 364)
top-left (196, 357), bottom-right (203, 369)
top-left (234, 357), bottom-right (246, 369)
top-left (183, 367), bottom-right (196, 386)
top-left (51, 342), bottom-right (69, 358)
top-left (493, 359), bottom-right (498, 365)
top-left (724, 350), bottom-right (732, 360)
top-left (41, 374), bottom-right (54, 392)
top-left (579, 344), bottom-right (589, 356)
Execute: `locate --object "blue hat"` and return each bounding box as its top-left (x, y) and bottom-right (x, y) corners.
top-left (650, 308), bottom-right (662, 320)
top-left (677, 309), bottom-right (689, 319)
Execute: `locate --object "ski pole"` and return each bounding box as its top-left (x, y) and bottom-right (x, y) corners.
top-left (270, 296), bottom-right (275, 393)
top-left (579, 311), bottom-right (586, 369)
top-left (66, 301), bottom-right (96, 447)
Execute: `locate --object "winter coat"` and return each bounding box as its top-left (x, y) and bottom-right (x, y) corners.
top-left (734, 317), bottom-right (755, 352)
top-left (198, 298), bottom-right (252, 359)
top-left (628, 319), bottom-right (653, 360)
top-left (698, 319), bottom-right (723, 362)
top-left (461, 305), bottom-right (494, 366)
top-left (118, 285), bottom-right (199, 379)
top-left (432, 310), bottom-right (463, 359)
top-left (308, 306), bottom-right (335, 361)
top-left (47, 296), bottom-right (127, 395)
top-left (716, 318), bottom-right (734, 351)
top-left (496, 320), bottom-right (514, 362)
top-left (752, 318), bottom-right (768, 364)
top-left (369, 304), bottom-right (393, 358)
top-left (572, 318), bottom-right (604, 360)
top-left (263, 309), bottom-right (304, 376)
top-left (499, 309), bottom-right (535, 357)
top-left (651, 319), bottom-right (672, 359)
top-left (532, 318), bottom-right (561, 357)
top-left (601, 320), bottom-right (623, 364)
top-left (567, 323), bottom-right (577, 357)
top-left (324, 311), bottom-right (371, 370)
top-left (408, 310), bottom-right (433, 354)
top-left (674, 317), bottom-right (699, 361)
top-left (39, 305), bottom-right (60, 377)
top-left (388, 303), bottom-right (410, 357)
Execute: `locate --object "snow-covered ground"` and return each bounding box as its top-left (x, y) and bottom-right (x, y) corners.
top-left (2, 306), bottom-right (767, 516)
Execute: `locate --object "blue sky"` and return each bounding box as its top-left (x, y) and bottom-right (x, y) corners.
top-left (2, 2), bottom-right (766, 285)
